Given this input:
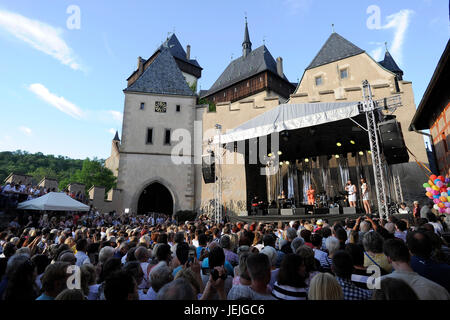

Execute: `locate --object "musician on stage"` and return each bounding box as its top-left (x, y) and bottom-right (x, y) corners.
top-left (360, 178), bottom-right (371, 214)
top-left (251, 196), bottom-right (260, 216)
top-left (307, 185), bottom-right (315, 206)
top-left (345, 180), bottom-right (357, 208)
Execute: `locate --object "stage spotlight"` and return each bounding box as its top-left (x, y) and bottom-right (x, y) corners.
top-left (335, 154), bottom-right (340, 159)
top-left (268, 153), bottom-right (273, 157)
top-left (285, 161), bottom-right (290, 165)
top-left (336, 142), bottom-right (342, 147)
top-left (278, 151), bottom-right (283, 156)
top-left (304, 158), bottom-right (309, 163)
top-left (359, 151), bottom-right (364, 156)
top-left (368, 150), bottom-right (372, 154)
top-left (350, 140), bottom-right (356, 145)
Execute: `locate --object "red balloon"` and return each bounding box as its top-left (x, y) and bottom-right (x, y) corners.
top-left (438, 176), bottom-right (445, 181)
top-left (441, 188), bottom-right (447, 193)
top-left (430, 175), bottom-right (437, 181)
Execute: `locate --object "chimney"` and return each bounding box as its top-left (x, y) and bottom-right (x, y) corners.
top-left (186, 45), bottom-right (191, 60)
top-left (276, 57), bottom-right (283, 78)
top-left (137, 56), bottom-right (143, 76)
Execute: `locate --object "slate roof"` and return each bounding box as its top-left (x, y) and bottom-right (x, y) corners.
top-left (202, 45), bottom-right (289, 98)
top-left (306, 32), bottom-right (365, 70)
top-left (113, 131), bottom-right (120, 141)
top-left (379, 50), bottom-right (403, 75)
top-left (158, 34), bottom-right (202, 68)
top-left (124, 48), bottom-right (195, 96)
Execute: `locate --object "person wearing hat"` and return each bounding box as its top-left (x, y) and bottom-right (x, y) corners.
top-left (314, 220), bottom-right (324, 233)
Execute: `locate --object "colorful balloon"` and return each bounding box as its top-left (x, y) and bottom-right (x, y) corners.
top-left (426, 192), bottom-right (432, 197)
top-left (446, 208), bottom-right (450, 214)
top-left (437, 181), bottom-right (444, 188)
top-left (432, 185), bottom-right (440, 191)
top-left (438, 202), bottom-right (445, 208)
top-left (423, 183), bottom-right (431, 188)
top-left (440, 208), bottom-right (446, 213)
top-left (440, 196), bottom-right (447, 202)
top-left (434, 204), bottom-right (440, 210)
top-left (434, 199), bottom-right (440, 204)
top-left (430, 174), bottom-right (437, 181)
top-left (426, 187), bottom-right (432, 192)
top-left (429, 180), bottom-right (435, 186)
top-left (433, 190), bottom-right (440, 195)
top-left (442, 192), bottom-right (448, 197)
top-left (438, 176), bottom-right (445, 181)
top-left (445, 202), bottom-right (450, 208)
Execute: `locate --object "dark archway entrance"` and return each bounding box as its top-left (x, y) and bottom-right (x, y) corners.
top-left (137, 182), bottom-right (174, 216)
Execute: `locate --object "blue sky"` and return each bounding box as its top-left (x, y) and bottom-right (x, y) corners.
top-left (0, 0), bottom-right (448, 160)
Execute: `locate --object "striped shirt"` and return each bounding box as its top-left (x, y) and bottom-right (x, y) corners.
top-left (271, 282), bottom-right (308, 300)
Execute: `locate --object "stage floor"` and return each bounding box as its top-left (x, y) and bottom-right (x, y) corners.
top-left (228, 213), bottom-right (364, 224)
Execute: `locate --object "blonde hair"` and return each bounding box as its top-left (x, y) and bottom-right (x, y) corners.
top-left (308, 273), bottom-right (343, 300)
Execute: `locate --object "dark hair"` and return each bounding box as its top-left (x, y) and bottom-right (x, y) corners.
top-left (426, 212), bottom-right (437, 223)
top-left (277, 254), bottom-right (306, 288)
top-left (311, 233), bottom-right (323, 248)
top-left (322, 227), bottom-right (332, 238)
top-left (332, 250), bottom-right (354, 279)
top-left (208, 246), bottom-right (225, 269)
top-left (104, 270), bottom-right (136, 301)
top-left (372, 278), bottom-right (418, 300)
top-left (406, 231), bottom-right (433, 259)
top-left (4, 257), bottom-right (37, 301)
top-left (335, 228), bottom-right (348, 243)
top-left (76, 238), bottom-right (88, 252)
top-left (383, 239), bottom-right (410, 263)
top-left (262, 234), bottom-right (276, 247)
top-left (99, 257), bottom-right (122, 283)
top-left (31, 254), bottom-right (50, 275)
top-left (156, 244), bottom-right (172, 262)
top-left (246, 253), bottom-right (270, 282)
top-left (395, 220), bottom-right (407, 232)
top-left (300, 229), bottom-right (311, 243)
top-left (176, 242), bottom-right (190, 265)
top-left (345, 243), bottom-right (364, 266)
top-left (122, 261), bottom-right (144, 285)
top-left (198, 234), bottom-right (207, 246)
top-left (157, 233), bottom-right (168, 244)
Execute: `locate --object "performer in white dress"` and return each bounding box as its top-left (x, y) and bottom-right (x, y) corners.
top-left (360, 178), bottom-right (371, 214)
top-left (345, 180), bottom-right (357, 208)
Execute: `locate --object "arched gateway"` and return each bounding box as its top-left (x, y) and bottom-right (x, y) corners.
top-left (137, 182), bottom-right (174, 216)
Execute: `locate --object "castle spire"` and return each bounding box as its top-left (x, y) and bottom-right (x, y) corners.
top-left (242, 16), bottom-right (252, 58)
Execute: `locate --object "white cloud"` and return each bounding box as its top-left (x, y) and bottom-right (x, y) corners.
top-left (108, 110), bottom-right (123, 122)
top-left (0, 9), bottom-right (83, 71)
top-left (28, 83), bottom-right (84, 119)
top-left (371, 47), bottom-right (384, 62)
top-left (108, 128), bottom-right (116, 135)
top-left (283, 0), bottom-right (312, 15)
top-left (380, 9), bottom-right (414, 66)
top-left (19, 126), bottom-right (32, 136)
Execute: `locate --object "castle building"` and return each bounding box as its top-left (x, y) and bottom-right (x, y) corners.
top-left (105, 22), bottom-right (429, 217)
top-left (107, 34), bottom-right (202, 215)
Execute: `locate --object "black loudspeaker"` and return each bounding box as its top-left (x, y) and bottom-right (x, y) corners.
top-left (202, 153), bottom-right (215, 184)
top-left (378, 119), bottom-right (409, 165)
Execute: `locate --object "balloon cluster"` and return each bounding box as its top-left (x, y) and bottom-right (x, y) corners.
top-left (423, 174), bottom-right (450, 214)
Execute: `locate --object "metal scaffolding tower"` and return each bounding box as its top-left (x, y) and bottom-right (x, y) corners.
top-left (213, 124), bottom-right (223, 224)
top-left (361, 80), bottom-right (402, 218)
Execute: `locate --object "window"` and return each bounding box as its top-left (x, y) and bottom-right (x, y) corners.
top-left (247, 82), bottom-right (249, 87)
top-left (146, 128), bottom-right (153, 144)
top-left (176, 105), bottom-right (181, 112)
top-left (164, 129), bottom-right (171, 145)
top-left (140, 102), bottom-right (145, 110)
top-left (340, 69), bottom-right (348, 79)
top-left (315, 76), bottom-right (323, 86)
top-left (443, 133), bottom-right (448, 153)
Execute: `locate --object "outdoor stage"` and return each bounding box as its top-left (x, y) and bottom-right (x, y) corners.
top-left (228, 213), bottom-right (363, 224)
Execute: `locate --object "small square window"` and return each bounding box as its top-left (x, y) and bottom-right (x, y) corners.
top-left (164, 129), bottom-right (171, 145)
top-left (315, 76), bottom-right (323, 86)
top-left (146, 128), bottom-right (153, 144)
top-left (340, 69), bottom-right (348, 79)
top-left (140, 102), bottom-right (145, 110)
top-left (176, 105), bottom-right (181, 112)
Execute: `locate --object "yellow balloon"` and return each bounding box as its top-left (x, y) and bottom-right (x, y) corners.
top-left (438, 202), bottom-right (445, 208)
top-left (429, 180), bottom-right (435, 186)
top-left (432, 185), bottom-right (440, 191)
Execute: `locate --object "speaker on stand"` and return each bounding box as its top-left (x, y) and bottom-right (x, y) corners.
top-left (202, 153), bottom-right (216, 184)
top-left (378, 118), bottom-right (409, 165)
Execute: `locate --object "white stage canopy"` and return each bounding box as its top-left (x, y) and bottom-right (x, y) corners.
top-left (17, 192), bottom-right (90, 212)
top-left (213, 101), bottom-right (361, 144)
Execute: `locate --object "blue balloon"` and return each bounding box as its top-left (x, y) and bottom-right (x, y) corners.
top-left (435, 179), bottom-right (442, 185)
top-left (433, 195), bottom-right (440, 199)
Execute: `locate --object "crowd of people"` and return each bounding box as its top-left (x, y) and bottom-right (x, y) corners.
top-left (0, 207), bottom-right (449, 301)
top-left (0, 181), bottom-right (88, 211)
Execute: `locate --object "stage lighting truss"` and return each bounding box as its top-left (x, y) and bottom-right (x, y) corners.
top-left (361, 80), bottom-right (402, 218)
top-left (214, 124), bottom-right (223, 224)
